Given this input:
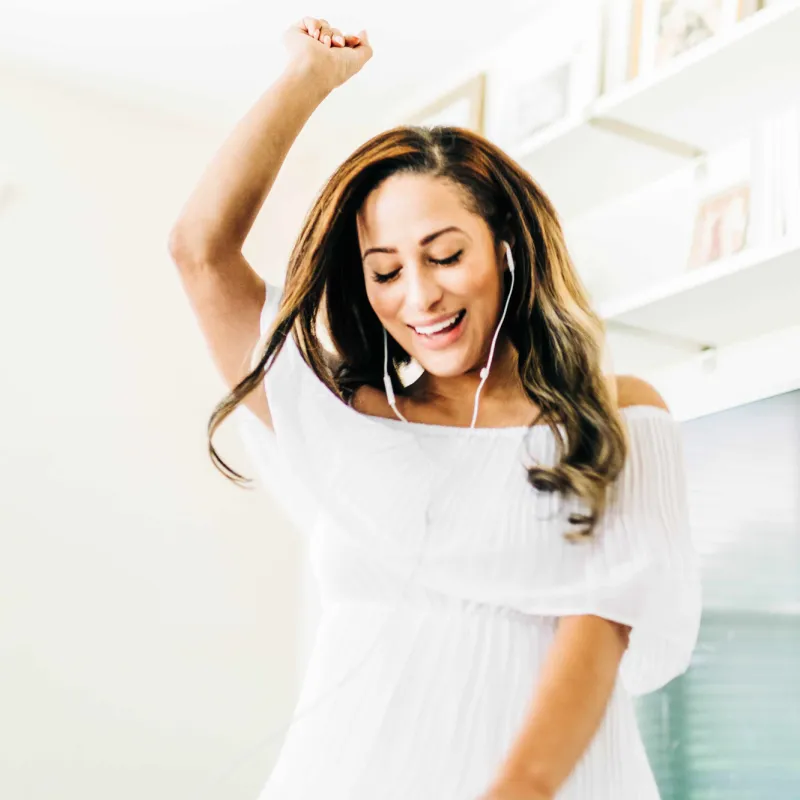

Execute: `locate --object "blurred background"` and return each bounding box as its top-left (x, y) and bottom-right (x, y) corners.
top-left (1, 0), bottom-right (798, 798)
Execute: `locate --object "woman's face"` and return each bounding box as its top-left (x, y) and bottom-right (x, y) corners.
top-left (356, 173), bottom-right (507, 379)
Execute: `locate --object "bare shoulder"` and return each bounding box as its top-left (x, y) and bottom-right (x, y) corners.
top-left (351, 384), bottom-right (395, 420)
top-left (613, 374), bottom-right (671, 413)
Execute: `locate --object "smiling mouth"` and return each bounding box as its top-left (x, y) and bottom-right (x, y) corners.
top-left (409, 308), bottom-right (467, 339)
top-left (410, 309), bottom-right (466, 337)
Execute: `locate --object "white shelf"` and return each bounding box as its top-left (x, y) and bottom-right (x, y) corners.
top-left (598, 237), bottom-right (800, 374)
top-left (513, 3), bottom-right (800, 218)
top-left (512, 114), bottom-right (688, 221)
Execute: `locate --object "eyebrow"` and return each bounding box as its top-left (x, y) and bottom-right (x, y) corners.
top-left (361, 226), bottom-right (466, 259)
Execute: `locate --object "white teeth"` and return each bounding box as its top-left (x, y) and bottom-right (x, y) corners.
top-left (413, 311), bottom-right (462, 336)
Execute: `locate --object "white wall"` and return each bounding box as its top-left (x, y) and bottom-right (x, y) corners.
top-left (0, 66), bottom-right (335, 799)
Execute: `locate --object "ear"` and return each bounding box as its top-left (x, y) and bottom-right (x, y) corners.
top-left (501, 213), bottom-right (516, 250)
top-left (495, 242), bottom-right (507, 276)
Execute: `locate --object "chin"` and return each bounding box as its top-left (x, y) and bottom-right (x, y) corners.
top-left (401, 307), bottom-right (478, 378)
top-left (413, 353), bottom-right (472, 379)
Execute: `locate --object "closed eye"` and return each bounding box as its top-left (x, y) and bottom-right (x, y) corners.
top-left (431, 249), bottom-right (463, 266)
top-left (370, 250), bottom-right (464, 284)
top-left (371, 268), bottom-right (401, 285)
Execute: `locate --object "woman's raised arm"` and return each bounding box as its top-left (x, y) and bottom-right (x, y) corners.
top-left (168, 18), bottom-right (371, 426)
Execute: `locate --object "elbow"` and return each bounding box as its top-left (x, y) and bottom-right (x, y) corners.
top-left (167, 226), bottom-right (202, 270)
top-left (167, 225), bottom-right (240, 270)
top-left (168, 226), bottom-right (190, 266)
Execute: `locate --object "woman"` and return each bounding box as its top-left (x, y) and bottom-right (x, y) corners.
top-left (169, 16), bottom-right (702, 800)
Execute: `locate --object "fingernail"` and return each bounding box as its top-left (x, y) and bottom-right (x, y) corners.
top-left (334, 34), bottom-right (344, 45)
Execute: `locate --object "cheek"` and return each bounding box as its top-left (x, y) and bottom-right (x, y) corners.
top-left (450, 261), bottom-right (497, 307)
top-left (365, 284), bottom-right (401, 325)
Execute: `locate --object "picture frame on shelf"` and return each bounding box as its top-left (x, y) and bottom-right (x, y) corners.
top-left (628, 0), bottom-right (756, 81)
top-left (485, 59), bottom-right (573, 149)
top-left (407, 73), bottom-right (486, 134)
top-left (484, 50), bottom-right (603, 150)
top-left (483, 5), bottom-right (604, 151)
top-left (688, 183), bottom-right (751, 269)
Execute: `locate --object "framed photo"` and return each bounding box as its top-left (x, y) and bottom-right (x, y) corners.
top-left (688, 183), bottom-right (750, 269)
top-left (494, 61), bottom-right (572, 147)
top-left (657, 0), bottom-right (740, 66)
top-left (408, 73), bottom-right (486, 134)
top-left (484, 53), bottom-right (587, 150)
top-left (629, 0), bottom-right (747, 79)
top-left (484, 9), bottom-right (603, 150)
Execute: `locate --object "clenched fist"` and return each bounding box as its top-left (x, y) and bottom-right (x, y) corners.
top-left (283, 16), bottom-right (373, 92)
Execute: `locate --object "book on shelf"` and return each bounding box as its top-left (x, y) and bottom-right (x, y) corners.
top-left (687, 104), bottom-right (800, 269)
top-left (747, 106), bottom-right (800, 247)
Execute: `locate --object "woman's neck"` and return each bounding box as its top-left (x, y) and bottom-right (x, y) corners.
top-left (404, 338), bottom-right (534, 423)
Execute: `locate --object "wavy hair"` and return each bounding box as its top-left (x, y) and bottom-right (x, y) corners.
top-left (207, 125), bottom-right (629, 542)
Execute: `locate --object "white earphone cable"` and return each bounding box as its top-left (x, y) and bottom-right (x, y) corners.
top-left (470, 242), bottom-right (516, 428)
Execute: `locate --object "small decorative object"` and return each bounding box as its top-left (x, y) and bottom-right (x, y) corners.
top-left (408, 73), bottom-right (486, 134)
top-left (688, 183), bottom-right (750, 268)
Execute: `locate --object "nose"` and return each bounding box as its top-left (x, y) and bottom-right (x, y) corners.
top-left (404, 263), bottom-right (443, 315)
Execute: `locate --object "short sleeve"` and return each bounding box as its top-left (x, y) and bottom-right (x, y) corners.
top-left (231, 281), bottom-right (324, 537)
top-left (569, 408), bottom-right (702, 696)
top-left (513, 407), bottom-right (702, 696)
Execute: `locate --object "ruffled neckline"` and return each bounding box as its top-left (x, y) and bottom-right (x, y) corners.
top-left (352, 403), bottom-right (673, 437)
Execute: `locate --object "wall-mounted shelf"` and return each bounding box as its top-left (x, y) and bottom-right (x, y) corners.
top-left (598, 237), bottom-right (800, 374)
top-left (513, 2), bottom-right (800, 219)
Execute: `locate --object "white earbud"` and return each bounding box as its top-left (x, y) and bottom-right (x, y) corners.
top-left (504, 240), bottom-right (515, 275)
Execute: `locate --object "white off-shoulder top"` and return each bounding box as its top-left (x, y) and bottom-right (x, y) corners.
top-left (234, 282), bottom-right (703, 800)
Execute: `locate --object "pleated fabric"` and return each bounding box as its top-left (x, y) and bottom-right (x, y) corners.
top-left (233, 282), bottom-right (703, 800)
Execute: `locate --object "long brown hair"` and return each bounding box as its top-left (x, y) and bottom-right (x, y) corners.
top-left (208, 125), bottom-right (628, 542)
